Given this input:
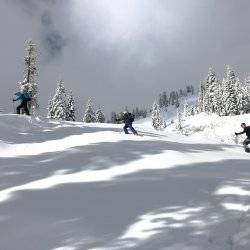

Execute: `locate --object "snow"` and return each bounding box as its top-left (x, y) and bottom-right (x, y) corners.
top-left (174, 113), bottom-right (250, 144)
top-left (0, 113), bottom-right (250, 250)
top-left (138, 109), bottom-right (250, 144)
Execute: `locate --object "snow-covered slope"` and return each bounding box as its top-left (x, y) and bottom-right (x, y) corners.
top-left (167, 113), bottom-right (250, 144)
top-left (0, 114), bottom-right (250, 250)
top-left (137, 95), bottom-right (250, 145)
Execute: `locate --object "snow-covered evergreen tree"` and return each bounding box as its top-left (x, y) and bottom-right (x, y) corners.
top-left (152, 101), bottom-right (165, 130)
top-left (243, 76), bottom-right (250, 112)
top-left (196, 66), bottom-right (249, 116)
top-left (96, 108), bottom-right (105, 123)
top-left (159, 91), bottom-right (168, 110)
top-left (175, 92), bottom-right (180, 108)
top-left (221, 66), bottom-right (239, 116)
top-left (186, 85), bottom-right (194, 95)
top-left (83, 99), bottom-right (96, 123)
top-left (66, 91), bottom-right (76, 121)
top-left (197, 82), bottom-right (205, 113)
top-left (159, 93), bottom-right (164, 108)
top-left (183, 100), bottom-right (189, 117)
top-left (245, 75), bottom-right (250, 91)
top-left (19, 40), bottom-right (38, 115)
top-left (203, 68), bottom-right (217, 114)
top-left (47, 80), bottom-right (68, 120)
top-left (235, 78), bottom-right (249, 114)
top-left (162, 91), bottom-right (168, 108)
top-left (214, 82), bottom-right (223, 116)
top-left (110, 112), bottom-right (117, 123)
top-left (47, 95), bottom-right (53, 118)
top-left (176, 107), bottom-right (183, 131)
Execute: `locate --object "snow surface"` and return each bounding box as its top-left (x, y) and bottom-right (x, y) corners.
top-left (0, 114), bottom-right (250, 250)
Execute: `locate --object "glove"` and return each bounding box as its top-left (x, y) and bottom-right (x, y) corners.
top-left (235, 132), bottom-right (238, 136)
top-left (12, 99), bottom-right (15, 102)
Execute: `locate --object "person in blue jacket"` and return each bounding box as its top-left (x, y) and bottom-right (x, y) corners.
top-left (13, 87), bottom-right (31, 115)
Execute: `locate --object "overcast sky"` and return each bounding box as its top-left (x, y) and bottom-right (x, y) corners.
top-left (1, 0), bottom-right (250, 118)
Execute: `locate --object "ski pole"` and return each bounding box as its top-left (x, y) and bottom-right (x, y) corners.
top-left (234, 134), bottom-right (239, 144)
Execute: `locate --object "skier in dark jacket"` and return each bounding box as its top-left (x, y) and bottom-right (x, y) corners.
top-left (118, 111), bottom-right (138, 135)
top-left (235, 123), bottom-right (250, 152)
top-left (13, 87), bottom-right (30, 115)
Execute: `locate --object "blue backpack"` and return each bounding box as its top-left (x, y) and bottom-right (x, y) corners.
top-left (22, 91), bottom-right (31, 101)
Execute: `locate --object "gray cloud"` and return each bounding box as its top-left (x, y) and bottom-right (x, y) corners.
top-left (10, 0), bottom-right (57, 15)
top-left (41, 11), bottom-right (69, 59)
top-left (9, 0), bottom-right (69, 59)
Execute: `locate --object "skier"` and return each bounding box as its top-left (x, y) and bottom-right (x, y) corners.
top-left (13, 86), bottom-right (31, 115)
top-left (235, 123), bottom-right (250, 152)
top-left (118, 111), bottom-right (138, 135)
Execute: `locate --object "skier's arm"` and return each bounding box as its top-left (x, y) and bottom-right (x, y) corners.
top-left (235, 128), bottom-right (246, 136)
top-left (14, 95), bottom-right (22, 101)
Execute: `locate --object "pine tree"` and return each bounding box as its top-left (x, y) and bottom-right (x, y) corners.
top-left (152, 101), bottom-right (165, 130)
top-left (19, 40), bottom-right (38, 115)
top-left (47, 95), bottom-right (54, 118)
top-left (221, 66), bottom-right (239, 116)
top-left (142, 108), bottom-right (148, 118)
top-left (245, 75), bottom-right (250, 91)
top-left (183, 100), bottom-right (189, 117)
top-left (214, 82), bottom-right (223, 116)
top-left (158, 91), bottom-right (168, 110)
top-left (243, 76), bottom-right (250, 112)
top-left (159, 93), bottom-right (164, 108)
top-left (203, 68), bottom-right (217, 114)
top-left (162, 91), bottom-right (168, 109)
top-left (135, 108), bottom-right (139, 119)
top-left (83, 99), bottom-right (96, 123)
top-left (176, 107), bottom-right (183, 131)
top-left (190, 85), bottom-right (195, 95)
top-left (169, 91), bottom-right (176, 106)
top-left (96, 107), bottom-right (105, 123)
top-left (236, 78), bottom-right (250, 114)
top-left (47, 80), bottom-right (68, 120)
top-left (110, 112), bottom-right (117, 123)
top-left (175, 93), bottom-right (180, 108)
top-left (197, 82), bottom-right (205, 113)
top-left (66, 91), bottom-right (76, 121)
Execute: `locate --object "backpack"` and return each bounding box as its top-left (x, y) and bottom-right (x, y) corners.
top-left (123, 112), bottom-right (134, 123)
top-left (128, 113), bottom-right (134, 123)
top-left (23, 91), bottom-right (31, 102)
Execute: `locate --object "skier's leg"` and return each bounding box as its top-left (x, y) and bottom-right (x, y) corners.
top-left (123, 124), bottom-right (129, 134)
top-left (16, 103), bottom-right (23, 114)
top-left (23, 101), bottom-right (30, 115)
top-left (128, 123), bottom-right (138, 135)
top-left (243, 138), bottom-right (250, 151)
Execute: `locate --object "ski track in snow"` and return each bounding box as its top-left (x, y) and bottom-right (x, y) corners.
top-left (0, 114), bottom-right (250, 250)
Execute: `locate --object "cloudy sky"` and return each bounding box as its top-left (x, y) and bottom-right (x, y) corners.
top-left (0, 0), bottom-right (250, 117)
